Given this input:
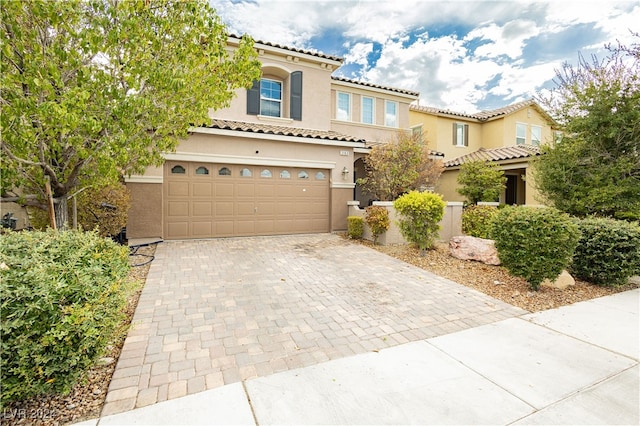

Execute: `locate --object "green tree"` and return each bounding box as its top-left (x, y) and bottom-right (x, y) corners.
top-left (357, 132), bottom-right (443, 201)
top-left (533, 35), bottom-right (640, 219)
top-left (456, 160), bottom-right (506, 205)
top-left (1, 0), bottom-right (261, 228)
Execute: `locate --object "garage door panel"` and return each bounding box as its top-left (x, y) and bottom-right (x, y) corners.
top-left (192, 202), bottom-right (212, 216)
top-left (236, 202), bottom-right (255, 215)
top-left (236, 183), bottom-right (255, 197)
top-left (215, 183), bottom-right (234, 197)
top-left (215, 221), bottom-right (234, 235)
top-left (168, 200), bottom-right (189, 217)
top-left (192, 221), bottom-right (212, 236)
top-left (192, 182), bottom-right (213, 197)
top-left (167, 181), bottom-right (189, 197)
top-left (235, 220), bottom-right (255, 235)
top-left (167, 222), bottom-right (188, 239)
top-left (215, 202), bottom-right (233, 216)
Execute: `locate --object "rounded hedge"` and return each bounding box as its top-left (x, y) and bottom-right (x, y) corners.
top-left (393, 191), bottom-right (445, 251)
top-left (462, 205), bottom-right (499, 239)
top-left (347, 216), bottom-right (364, 239)
top-left (490, 206), bottom-right (580, 290)
top-left (0, 230), bottom-right (132, 406)
top-left (571, 217), bottom-right (640, 286)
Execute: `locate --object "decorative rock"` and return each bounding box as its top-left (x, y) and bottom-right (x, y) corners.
top-left (449, 236), bottom-right (501, 265)
top-left (541, 270), bottom-right (575, 290)
top-left (629, 276), bottom-right (640, 285)
top-left (97, 357), bottom-right (115, 366)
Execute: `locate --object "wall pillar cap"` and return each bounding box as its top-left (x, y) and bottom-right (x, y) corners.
top-left (347, 201), bottom-right (361, 206)
top-left (372, 201), bottom-right (394, 207)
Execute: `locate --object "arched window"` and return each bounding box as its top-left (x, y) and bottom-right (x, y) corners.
top-left (297, 170), bottom-right (309, 179)
top-left (315, 171), bottom-right (326, 180)
top-left (240, 168), bottom-right (252, 177)
top-left (171, 165), bottom-right (186, 174)
top-left (260, 169), bottom-right (272, 178)
top-left (195, 166), bottom-right (209, 175)
top-left (280, 170), bottom-right (291, 179)
top-left (218, 167), bottom-right (231, 176)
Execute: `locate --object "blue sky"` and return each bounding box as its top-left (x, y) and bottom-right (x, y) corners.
top-left (210, 0), bottom-right (639, 113)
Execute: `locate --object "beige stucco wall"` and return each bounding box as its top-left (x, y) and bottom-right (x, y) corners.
top-left (435, 170), bottom-right (464, 203)
top-left (483, 107), bottom-right (554, 148)
top-left (126, 182), bottom-right (162, 239)
top-left (409, 110), bottom-right (483, 161)
top-left (330, 83), bottom-right (417, 141)
top-left (210, 51), bottom-right (336, 132)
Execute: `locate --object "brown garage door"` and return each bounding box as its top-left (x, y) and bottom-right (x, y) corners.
top-left (164, 161), bottom-right (330, 239)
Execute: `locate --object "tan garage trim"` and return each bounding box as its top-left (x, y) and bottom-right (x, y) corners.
top-left (164, 161), bottom-right (330, 239)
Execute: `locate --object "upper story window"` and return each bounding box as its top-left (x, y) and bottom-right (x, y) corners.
top-left (411, 125), bottom-right (423, 140)
top-left (247, 70), bottom-right (303, 120)
top-left (385, 101), bottom-right (398, 127)
top-left (260, 78), bottom-right (282, 117)
top-left (361, 96), bottom-right (374, 124)
top-left (453, 123), bottom-right (469, 147)
top-left (531, 125), bottom-right (541, 145)
top-left (516, 123), bottom-right (527, 145)
top-left (337, 92), bottom-right (351, 121)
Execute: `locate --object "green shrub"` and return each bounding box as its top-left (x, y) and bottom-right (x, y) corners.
top-left (491, 206), bottom-right (580, 290)
top-left (571, 217), bottom-right (640, 286)
top-left (0, 229), bottom-right (132, 406)
top-left (347, 216), bottom-right (364, 239)
top-left (462, 205), bottom-right (499, 239)
top-left (393, 191), bottom-right (445, 251)
top-left (365, 206), bottom-right (390, 244)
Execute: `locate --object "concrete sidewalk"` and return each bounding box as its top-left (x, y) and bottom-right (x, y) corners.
top-left (77, 288), bottom-right (639, 425)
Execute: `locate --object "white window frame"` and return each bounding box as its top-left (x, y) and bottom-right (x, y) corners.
top-left (361, 96), bottom-right (375, 125)
top-left (384, 100), bottom-right (398, 127)
top-left (336, 92), bottom-right (351, 121)
top-left (260, 78), bottom-right (282, 118)
top-left (531, 125), bottom-right (542, 145)
top-left (516, 123), bottom-right (527, 145)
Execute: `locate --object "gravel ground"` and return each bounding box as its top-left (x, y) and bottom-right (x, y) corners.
top-left (366, 241), bottom-right (639, 313)
top-left (3, 239), bottom-right (637, 425)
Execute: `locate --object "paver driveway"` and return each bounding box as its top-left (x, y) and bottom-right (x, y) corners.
top-left (103, 234), bottom-right (526, 416)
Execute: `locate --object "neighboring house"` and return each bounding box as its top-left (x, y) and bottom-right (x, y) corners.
top-left (409, 100), bottom-right (559, 205)
top-left (125, 36), bottom-right (418, 240)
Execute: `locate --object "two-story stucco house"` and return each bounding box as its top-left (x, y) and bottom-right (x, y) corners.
top-left (125, 36), bottom-right (418, 240)
top-left (409, 100), bottom-right (559, 206)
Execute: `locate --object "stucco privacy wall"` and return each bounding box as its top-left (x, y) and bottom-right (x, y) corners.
top-left (348, 200), bottom-right (463, 245)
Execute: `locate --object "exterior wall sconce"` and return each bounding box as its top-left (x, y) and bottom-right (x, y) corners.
top-left (342, 166), bottom-right (350, 180)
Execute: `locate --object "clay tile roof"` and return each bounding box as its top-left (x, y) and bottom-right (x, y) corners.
top-left (444, 145), bottom-right (541, 168)
top-left (410, 104), bottom-right (478, 119)
top-left (332, 76), bottom-right (420, 97)
top-left (411, 99), bottom-right (556, 124)
top-left (204, 119), bottom-right (367, 144)
top-left (229, 34), bottom-right (344, 63)
top-left (474, 99), bottom-right (537, 120)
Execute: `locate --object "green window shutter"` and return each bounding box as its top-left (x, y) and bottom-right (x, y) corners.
top-left (452, 123), bottom-right (457, 145)
top-left (247, 80), bottom-right (260, 115)
top-left (290, 71), bottom-right (303, 121)
top-left (464, 124), bottom-right (469, 146)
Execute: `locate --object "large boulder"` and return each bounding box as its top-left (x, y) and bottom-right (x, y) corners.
top-left (541, 270), bottom-right (575, 290)
top-left (449, 236), bottom-right (501, 265)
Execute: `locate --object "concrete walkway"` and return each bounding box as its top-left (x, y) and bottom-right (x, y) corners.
top-left (77, 287), bottom-right (639, 425)
top-left (99, 234), bottom-right (525, 416)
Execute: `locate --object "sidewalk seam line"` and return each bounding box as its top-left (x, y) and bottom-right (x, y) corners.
top-left (242, 380), bottom-right (259, 426)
